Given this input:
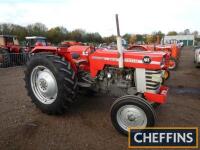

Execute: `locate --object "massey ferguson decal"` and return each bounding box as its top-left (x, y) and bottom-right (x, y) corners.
top-left (92, 56), bottom-right (159, 65)
top-left (142, 56), bottom-right (151, 64)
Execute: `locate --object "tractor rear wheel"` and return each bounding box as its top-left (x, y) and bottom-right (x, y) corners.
top-left (24, 53), bottom-right (78, 115)
top-left (110, 95), bottom-right (156, 135)
top-left (0, 49), bottom-right (10, 68)
top-left (169, 57), bottom-right (178, 70)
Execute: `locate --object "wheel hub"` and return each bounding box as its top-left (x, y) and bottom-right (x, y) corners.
top-left (39, 79), bottom-right (48, 91)
top-left (31, 66), bottom-right (58, 104)
top-left (117, 105), bottom-right (147, 131)
top-left (127, 113), bottom-right (136, 121)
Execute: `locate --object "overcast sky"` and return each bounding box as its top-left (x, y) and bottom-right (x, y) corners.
top-left (0, 0), bottom-right (199, 36)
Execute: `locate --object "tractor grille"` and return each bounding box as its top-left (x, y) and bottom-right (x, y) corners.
top-left (145, 70), bottom-right (162, 93)
top-left (0, 53), bottom-right (29, 68)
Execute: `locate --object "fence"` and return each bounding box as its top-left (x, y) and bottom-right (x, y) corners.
top-left (0, 53), bottom-right (29, 68)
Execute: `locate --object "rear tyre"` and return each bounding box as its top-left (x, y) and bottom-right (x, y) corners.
top-left (110, 95), bottom-right (156, 135)
top-left (24, 53), bottom-right (78, 115)
top-left (169, 57), bottom-right (178, 70)
top-left (0, 49), bottom-right (10, 68)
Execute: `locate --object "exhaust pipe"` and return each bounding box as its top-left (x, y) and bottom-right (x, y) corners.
top-left (115, 14), bottom-right (124, 69)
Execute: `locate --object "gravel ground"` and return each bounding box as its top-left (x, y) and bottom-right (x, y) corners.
top-left (0, 47), bottom-right (199, 150)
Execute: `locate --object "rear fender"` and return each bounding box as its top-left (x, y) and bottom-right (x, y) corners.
top-left (63, 52), bottom-right (78, 73)
top-left (31, 46), bottom-right (78, 73)
top-left (31, 46), bottom-right (58, 53)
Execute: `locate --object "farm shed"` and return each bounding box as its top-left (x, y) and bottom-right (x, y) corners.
top-left (163, 35), bottom-right (195, 46)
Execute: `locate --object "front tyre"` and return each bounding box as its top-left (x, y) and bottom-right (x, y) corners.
top-left (110, 95), bottom-right (156, 135)
top-left (24, 53), bottom-right (78, 115)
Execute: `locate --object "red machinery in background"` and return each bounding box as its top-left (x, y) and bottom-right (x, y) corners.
top-left (128, 43), bottom-right (181, 70)
top-left (0, 35), bottom-right (25, 67)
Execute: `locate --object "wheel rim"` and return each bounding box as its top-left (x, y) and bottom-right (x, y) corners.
top-left (116, 105), bottom-right (147, 131)
top-left (169, 60), bottom-right (176, 69)
top-left (30, 66), bottom-right (58, 104)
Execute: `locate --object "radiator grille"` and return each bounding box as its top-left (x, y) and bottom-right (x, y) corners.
top-left (145, 70), bottom-right (162, 93)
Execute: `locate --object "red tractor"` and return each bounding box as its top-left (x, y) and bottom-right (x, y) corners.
top-left (24, 36), bottom-right (48, 52)
top-left (0, 35), bottom-right (23, 67)
top-left (60, 41), bottom-right (83, 47)
top-left (24, 15), bottom-right (169, 135)
top-left (156, 44), bottom-right (181, 70)
top-left (128, 44), bottom-right (181, 70)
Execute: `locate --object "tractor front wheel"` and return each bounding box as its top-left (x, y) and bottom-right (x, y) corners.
top-left (24, 53), bottom-right (78, 115)
top-left (110, 95), bottom-right (156, 135)
top-left (0, 49), bottom-right (10, 68)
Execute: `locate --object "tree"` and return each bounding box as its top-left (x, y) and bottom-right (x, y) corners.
top-left (146, 35), bottom-right (154, 44)
top-left (10, 24), bottom-right (27, 41)
top-left (26, 23), bottom-right (48, 36)
top-left (136, 34), bottom-right (143, 42)
top-left (192, 30), bottom-right (198, 37)
top-left (167, 31), bottom-right (177, 36)
top-left (47, 26), bottom-right (68, 44)
top-left (0, 23), bottom-right (11, 34)
top-left (129, 34), bottom-right (137, 44)
top-left (0, 23), bottom-right (27, 40)
top-left (103, 35), bottom-right (116, 44)
top-left (122, 34), bottom-right (131, 43)
top-left (152, 31), bottom-right (164, 44)
top-left (68, 29), bottom-right (86, 42)
top-left (184, 29), bottom-right (190, 35)
top-left (85, 32), bottom-right (102, 43)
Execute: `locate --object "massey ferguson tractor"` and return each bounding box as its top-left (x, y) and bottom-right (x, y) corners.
top-left (24, 15), bottom-right (169, 135)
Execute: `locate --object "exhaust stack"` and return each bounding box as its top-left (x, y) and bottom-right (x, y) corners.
top-left (115, 14), bottom-right (124, 68)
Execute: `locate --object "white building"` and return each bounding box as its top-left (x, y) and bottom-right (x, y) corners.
top-left (163, 35), bottom-right (195, 46)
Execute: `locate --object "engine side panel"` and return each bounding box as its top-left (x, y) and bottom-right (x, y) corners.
top-left (89, 49), bottom-right (164, 78)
